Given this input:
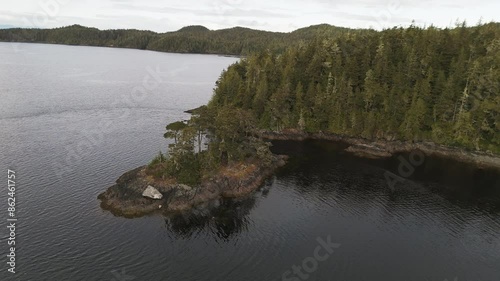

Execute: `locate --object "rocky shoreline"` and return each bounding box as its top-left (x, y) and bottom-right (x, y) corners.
top-left (98, 155), bottom-right (288, 217)
top-left (259, 130), bottom-right (500, 170)
top-left (99, 130), bottom-right (499, 217)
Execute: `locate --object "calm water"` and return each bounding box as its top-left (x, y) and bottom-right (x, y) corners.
top-left (1, 43), bottom-right (499, 281)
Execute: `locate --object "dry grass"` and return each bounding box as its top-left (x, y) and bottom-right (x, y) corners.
top-left (218, 162), bottom-right (259, 179)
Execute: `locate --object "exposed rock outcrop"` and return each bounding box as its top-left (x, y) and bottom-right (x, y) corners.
top-left (98, 155), bottom-right (288, 217)
top-left (345, 144), bottom-right (393, 159)
top-left (142, 185), bottom-right (163, 199)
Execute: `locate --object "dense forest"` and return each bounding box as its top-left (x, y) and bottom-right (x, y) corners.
top-left (153, 22), bottom-right (499, 185)
top-left (0, 24), bottom-right (354, 55)
top-left (209, 22), bottom-right (500, 153)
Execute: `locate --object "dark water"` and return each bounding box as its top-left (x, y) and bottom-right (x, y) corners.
top-left (1, 43), bottom-right (500, 281)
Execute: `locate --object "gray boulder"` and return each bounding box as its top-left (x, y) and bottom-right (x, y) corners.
top-left (142, 185), bottom-right (163, 200)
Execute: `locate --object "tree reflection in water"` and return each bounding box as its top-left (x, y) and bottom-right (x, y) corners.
top-left (163, 196), bottom-right (258, 241)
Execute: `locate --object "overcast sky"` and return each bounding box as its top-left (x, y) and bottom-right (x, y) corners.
top-left (1, 0), bottom-right (499, 32)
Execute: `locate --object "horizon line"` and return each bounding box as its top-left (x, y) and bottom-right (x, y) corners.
top-left (1, 20), bottom-right (498, 34)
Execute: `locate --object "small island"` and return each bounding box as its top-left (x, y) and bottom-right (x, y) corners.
top-left (98, 105), bottom-right (288, 217)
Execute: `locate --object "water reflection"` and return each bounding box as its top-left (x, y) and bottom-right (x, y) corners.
top-left (164, 140), bottom-right (500, 242)
top-left (272, 140), bottom-right (500, 212)
top-left (157, 139), bottom-right (500, 280)
top-left (163, 196), bottom-right (257, 241)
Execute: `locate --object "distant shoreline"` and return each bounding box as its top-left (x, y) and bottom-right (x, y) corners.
top-left (0, 41), bottom-right (245, 58)
top-left (0, 23), bottom-right (359, 56)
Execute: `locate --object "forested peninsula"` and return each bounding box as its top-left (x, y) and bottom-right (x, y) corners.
top-left (98, 22), bottom-right (500, 217)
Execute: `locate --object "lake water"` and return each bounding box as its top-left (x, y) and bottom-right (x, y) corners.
top-left (1, 43), bottom-right (499, 281)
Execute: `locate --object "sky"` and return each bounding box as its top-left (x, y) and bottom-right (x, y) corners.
top-left (0, 0), bottom-right (499, 32)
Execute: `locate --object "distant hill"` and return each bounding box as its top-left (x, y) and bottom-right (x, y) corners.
top-left (0, 24), bottom-right (359, 55)
top-left (177, 25), bottom-right (210, 33)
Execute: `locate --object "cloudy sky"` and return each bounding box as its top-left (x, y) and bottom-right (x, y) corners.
top-left (1, 0), bottom-right (499, 32)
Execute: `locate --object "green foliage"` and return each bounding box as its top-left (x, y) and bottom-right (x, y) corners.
top-left (164, 125), bottom-right (202, 185)
top-left (157, 105), bottom-right (275, 184)
top-left (148, 151), bottom-right (167, 167)
top-left (164, 121), bottom-right (187, 143)
top-left (165, 151), bottom-right (201, 186)
top-left (206, 22), bottom-right (500, 152)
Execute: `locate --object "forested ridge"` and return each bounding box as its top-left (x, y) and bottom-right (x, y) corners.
top-left (0, 24), bottom-right (353, 55)
top-left (209, 22), bottom-right (500, 153)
